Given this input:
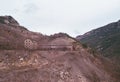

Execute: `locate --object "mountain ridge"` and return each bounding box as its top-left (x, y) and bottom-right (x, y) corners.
top-left (0, 16), bottom-right (120, 82)
top-left (76, 19), bottom-right (120, 65)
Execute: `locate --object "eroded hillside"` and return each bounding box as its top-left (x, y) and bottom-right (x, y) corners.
top-left (0, 16), bottom-right (120, 82)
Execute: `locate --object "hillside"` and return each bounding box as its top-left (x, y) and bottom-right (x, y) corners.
top-left (76, 20), bottom-right (120, 65)
top-left (0, 16), bottom-right (120, 82)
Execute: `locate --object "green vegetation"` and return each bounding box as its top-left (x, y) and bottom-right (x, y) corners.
top-left (81, 43), bottom-right (88, 48)
top-left (78, 20), bottom-right (120, 65)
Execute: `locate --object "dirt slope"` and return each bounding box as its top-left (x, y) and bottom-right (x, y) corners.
top-left (0, 16), bottom-right (120, 82)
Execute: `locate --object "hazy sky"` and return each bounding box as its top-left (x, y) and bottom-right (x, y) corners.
top-left (0, 0), bottom-right (120, 37)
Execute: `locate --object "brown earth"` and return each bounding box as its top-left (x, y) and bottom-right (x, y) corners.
top-left (0, 16), bottom-right (120, 82)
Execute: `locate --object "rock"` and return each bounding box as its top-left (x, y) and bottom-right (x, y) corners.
top-left (0, 16), bottom-right (19, 26)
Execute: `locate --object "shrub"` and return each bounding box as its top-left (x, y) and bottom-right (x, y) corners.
top-left (82, 43), bottom-right (88, 48)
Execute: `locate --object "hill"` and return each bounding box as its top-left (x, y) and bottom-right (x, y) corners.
top-left (0, 16), bottom-right (120, 82)
top-left (76, 20), bottom-right (120, 65)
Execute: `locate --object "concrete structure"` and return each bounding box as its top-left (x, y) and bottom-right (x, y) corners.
top-left (24, 39), bottom-right (38, 50)
top-left (39, 45), bottom-right (73, 51)
top-left (24, 39), bottom-right (73, 51)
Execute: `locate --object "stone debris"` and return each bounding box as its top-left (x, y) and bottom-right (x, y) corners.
top-left (0, 16), bottom-right (119, 82)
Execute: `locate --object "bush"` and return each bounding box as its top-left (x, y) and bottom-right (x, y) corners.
top-left (82, 43), bottom-right (88, 48)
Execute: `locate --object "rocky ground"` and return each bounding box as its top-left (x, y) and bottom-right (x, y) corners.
top-left (0, 16), bottom-right (120, 82)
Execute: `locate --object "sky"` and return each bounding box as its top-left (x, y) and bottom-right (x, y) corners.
top-left (0, 0), bottom-right (120, 37)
